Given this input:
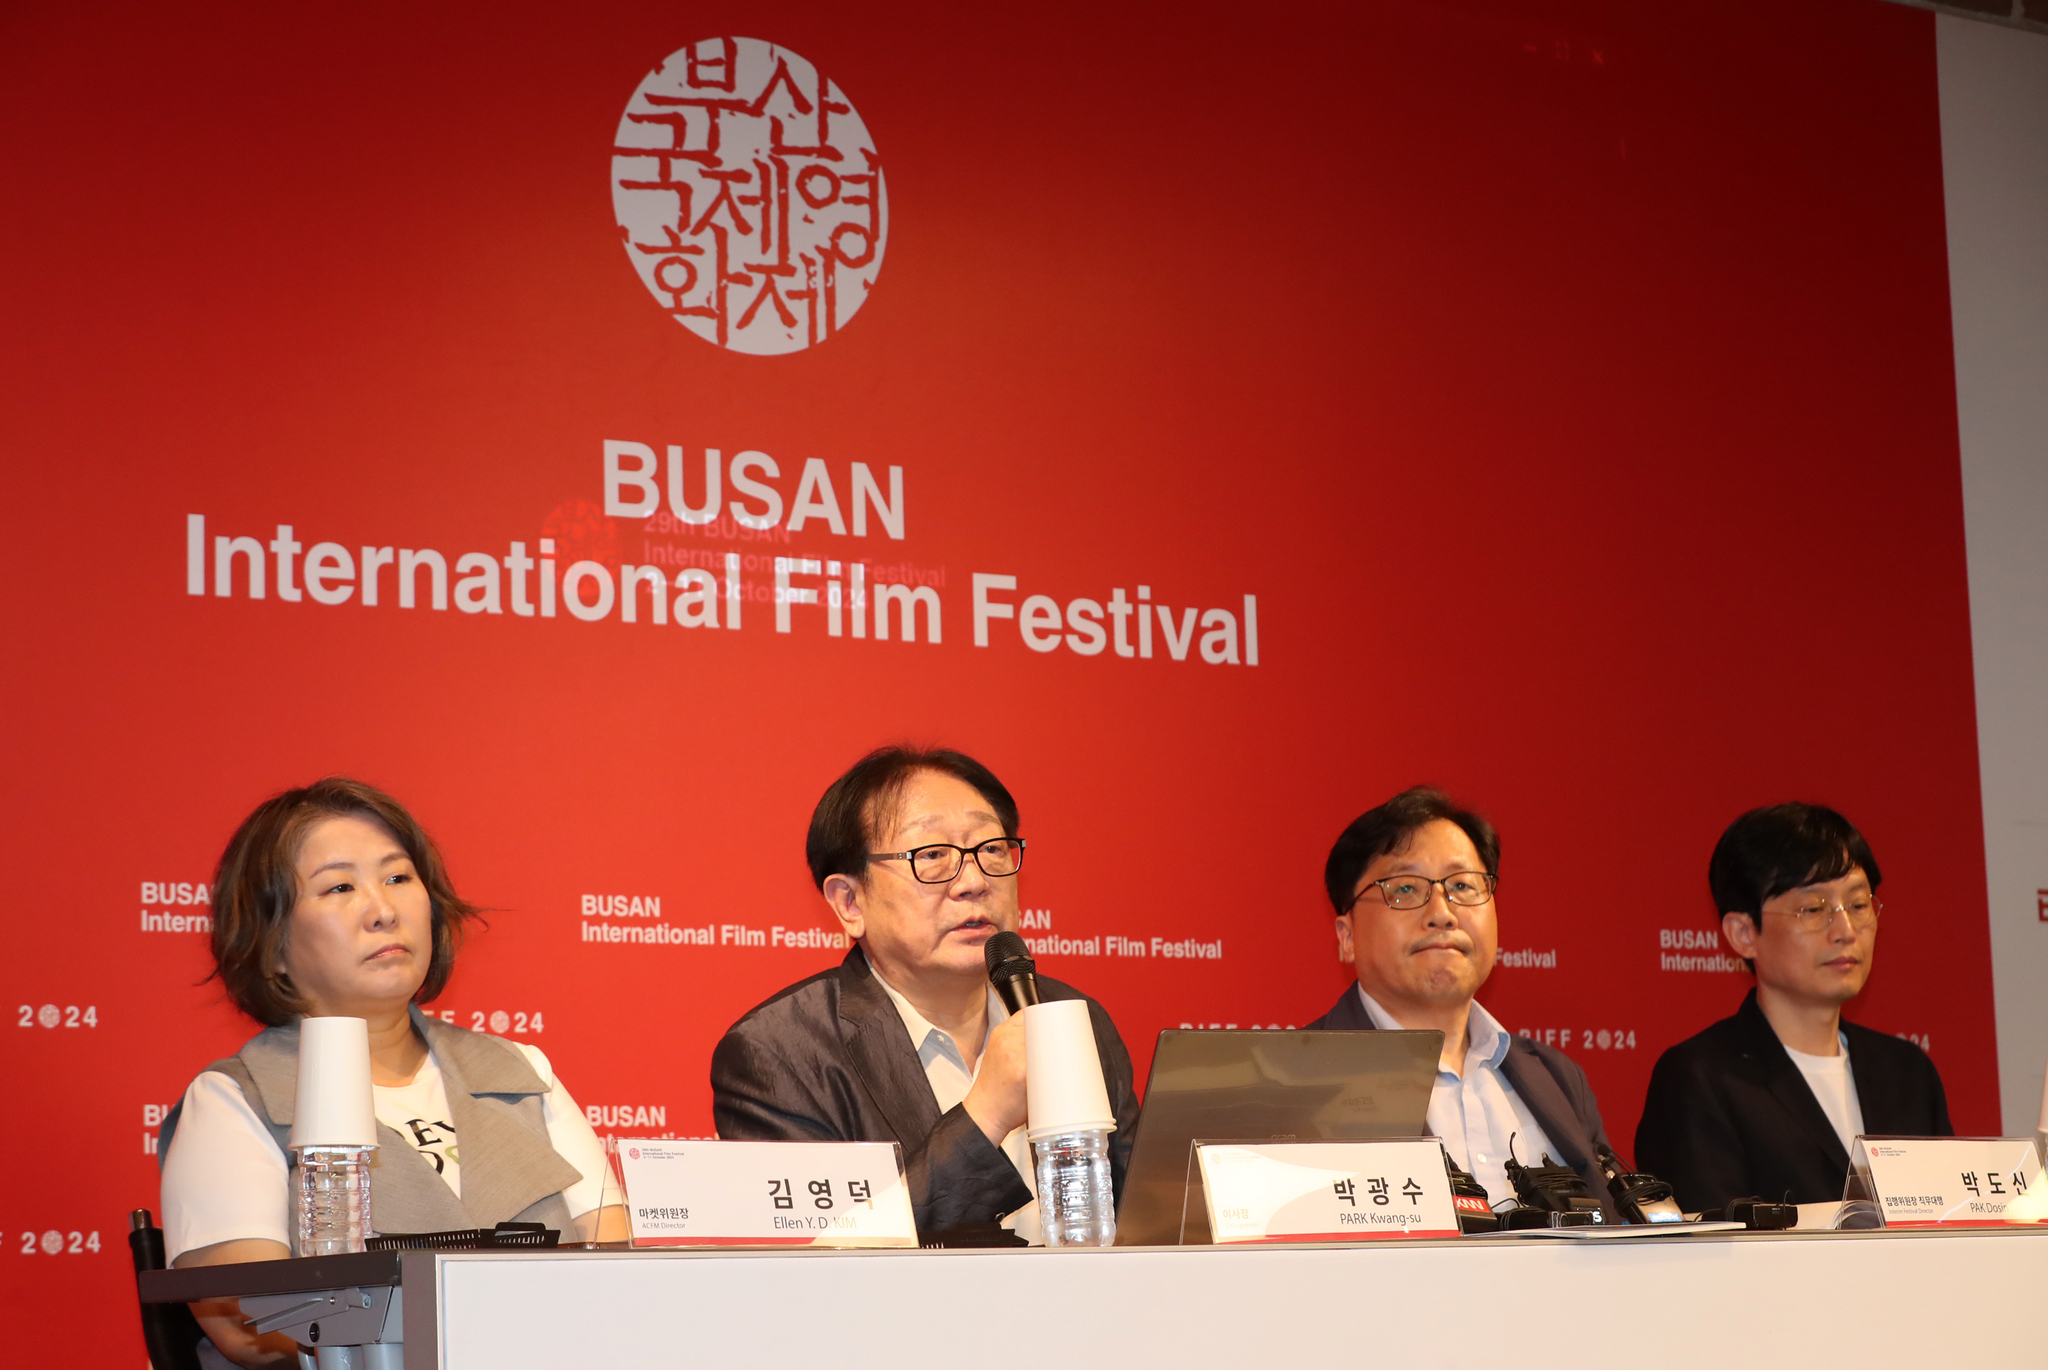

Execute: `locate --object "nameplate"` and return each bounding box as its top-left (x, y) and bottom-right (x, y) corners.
top-left (1198, 1140), bottom-right (1460, 1243)
top-left (615, 1139), bottom-right (918, 1248)
top-left (1849, 1136), bottom-right (2048, 1227)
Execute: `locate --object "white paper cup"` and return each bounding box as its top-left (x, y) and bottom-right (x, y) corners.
top-left (1024, 999), bottom-right (1117, 1142)
top-left (289, 1016), bottom-right (379, 1150)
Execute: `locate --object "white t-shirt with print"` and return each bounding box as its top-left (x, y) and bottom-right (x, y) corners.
top-left (372, 1053), bottom-right (463, 1194)
top-left (161, 1040), bottom-right (608, 1261)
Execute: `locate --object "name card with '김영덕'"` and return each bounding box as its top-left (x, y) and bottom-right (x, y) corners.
top-left (1198, 1140), bottom-right (1460, 1243)
top-left (616, 1139), bottom-right (919, 1248)
top-left (1848, 1136), bottom-right (2048, 1227)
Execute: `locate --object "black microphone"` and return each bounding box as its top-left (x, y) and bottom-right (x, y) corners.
top-left (984, 930), bottom-right (1042, 1014)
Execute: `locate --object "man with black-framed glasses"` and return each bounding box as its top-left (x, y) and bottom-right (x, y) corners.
top-left (709, 745), bottom-right (1140, 1240)
top-left (1307, 786), bottom-right (1622, 1217)
top-left (1635, 803), bottom-right (1951, 1213)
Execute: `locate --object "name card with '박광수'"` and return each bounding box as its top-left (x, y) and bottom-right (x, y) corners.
top-left (616, 1139), bottom-right (918, 1248)
top-left (1848, 1136), bottom-right (2048, 1227)
top-left (1198, 1140), bottom-right (1460, 1243)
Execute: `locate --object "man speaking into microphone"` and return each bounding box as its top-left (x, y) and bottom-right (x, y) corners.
top-left (710, 746), bottom-right (1140, 1237)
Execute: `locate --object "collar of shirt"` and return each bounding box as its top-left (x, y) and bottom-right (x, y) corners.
top-left (1781, 1031), bottom-right (1852, 1065)
top-left (865, 953), bottom-right (1011, 1102)
top-left (1353, 984), bottom-right (1551, 1205)
top-left (1353, 984), bottom-right (1509, 1074)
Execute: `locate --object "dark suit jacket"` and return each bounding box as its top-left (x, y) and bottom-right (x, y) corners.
top-left (1634, 988), bottom-right (1952, 1213)
top-left (1308, 984), bottom-right (1622, 1219)
top-left (711, 948), bottom-right (1141, 1236)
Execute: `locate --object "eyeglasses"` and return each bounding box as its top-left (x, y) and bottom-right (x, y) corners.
top-left (867, 838), bottom-right (1026, 884)
top-left (1776, 896), bottom-right (1882, 935)
top-left (1353, 871), bottom-right (1497, 912)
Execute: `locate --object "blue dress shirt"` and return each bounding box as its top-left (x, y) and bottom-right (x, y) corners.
top-left (1356, 985), bottom-right (1558, 1207)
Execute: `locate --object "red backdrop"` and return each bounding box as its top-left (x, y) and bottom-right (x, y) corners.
top-left (0, 0), bottom-right (1988, 1357)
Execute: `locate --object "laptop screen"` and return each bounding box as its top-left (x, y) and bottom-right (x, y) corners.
top-left (1115, 1028), bottom-right (1443, 1246)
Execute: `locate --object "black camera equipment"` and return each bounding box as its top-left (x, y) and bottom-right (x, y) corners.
top-left (1503, 1146), bottom-right (1607, 1224)
top-left (1500, 1205), bottom-right (1601, 1229)
top-left (1443, 1159), bottom-right (1499, 1234)
top-left (1705, 1196), bottom-right (1798, 1230)
top-left (1594, 1145), bottom-right (1685, 1224)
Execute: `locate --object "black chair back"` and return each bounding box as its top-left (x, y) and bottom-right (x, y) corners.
top-left (128, 1209), bottom-right (205, 1370)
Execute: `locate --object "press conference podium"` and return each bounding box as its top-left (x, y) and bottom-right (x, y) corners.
top-left (139, 1226), bottom-right (2046, 1369)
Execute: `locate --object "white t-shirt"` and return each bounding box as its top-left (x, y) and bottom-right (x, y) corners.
top-left (373, 1053), bottom-right (464, 1194)
top-left (1784, 1034), bottom-right (1866, 1154)
top-left (161, 1040), bottom-right (609, 1262)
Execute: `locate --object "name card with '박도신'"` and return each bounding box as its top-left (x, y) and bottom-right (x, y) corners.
top-left (1848, 1136), bottom-right (2048, 1227)
top-left (616, 1139), bottom-right (918, 1248)
top-left (1198, 1140), bottom-right (1460, 1243)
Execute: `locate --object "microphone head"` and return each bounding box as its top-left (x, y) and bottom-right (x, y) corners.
top-left (984, 929), bottom-right (1035, 980)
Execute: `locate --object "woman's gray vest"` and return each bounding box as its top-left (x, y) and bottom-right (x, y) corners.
top-left (160, 1007), bottom-right (580, 1244)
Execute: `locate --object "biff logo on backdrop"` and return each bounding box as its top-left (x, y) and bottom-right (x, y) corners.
top-left (612, 37), bottom-right (887, 355)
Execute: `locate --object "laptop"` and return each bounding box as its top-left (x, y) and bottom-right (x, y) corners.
top-left (1114, 1028), bottom-right (1443, 1246)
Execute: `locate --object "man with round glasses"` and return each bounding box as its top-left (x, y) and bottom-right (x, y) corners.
top-left (1307, 786), bottom-right (1622, 1217)
top-left (1635, 802), bottom-right (1951, 1213)
top-left (710, 745), bottom-right (1140, 1238)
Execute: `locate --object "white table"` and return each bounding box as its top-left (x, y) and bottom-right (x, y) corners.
top-left (407, 1228), bottom-right (2042, 1368)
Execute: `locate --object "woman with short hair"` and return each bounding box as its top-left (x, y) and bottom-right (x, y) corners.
top-left (160, 778), bottom-right (621, 1368)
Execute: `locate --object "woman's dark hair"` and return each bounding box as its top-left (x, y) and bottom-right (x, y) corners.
top-left (1324, 785), bottom-right (1500, 914)
top-left (806, 746), bottom-right (1019, 890)
top-left (1708, 802), bottom-right (1881, 929)
top-left (210, 777), bottom-right (482, 1025)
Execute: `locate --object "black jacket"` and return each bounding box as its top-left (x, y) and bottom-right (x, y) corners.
top-left (1634, 988), bottom-right (1952, 1213)
top-left (710, 948), bottom-right (1140, 1236)
top-left (1307, 985), bottom-right (1622, 1219)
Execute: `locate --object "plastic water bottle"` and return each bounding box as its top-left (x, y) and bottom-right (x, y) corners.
top-left (296, 1145), bottom-right (373, 1256)
top-left (1034, 1129), bottom-right (1116, 1247)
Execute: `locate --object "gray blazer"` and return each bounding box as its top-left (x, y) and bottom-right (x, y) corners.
top-left (711, 948), bottom-right (1141, 1235)
top-left (1307, 985), bottom-right (1622, 1219)
top-left (160, 1006), bottom-right (581, 1242)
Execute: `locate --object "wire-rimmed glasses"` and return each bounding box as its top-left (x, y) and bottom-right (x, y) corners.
top-left (1352, 871), bottom-right (1496, 912)
top-left (1777, 895), bottom-right (1882, 935)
